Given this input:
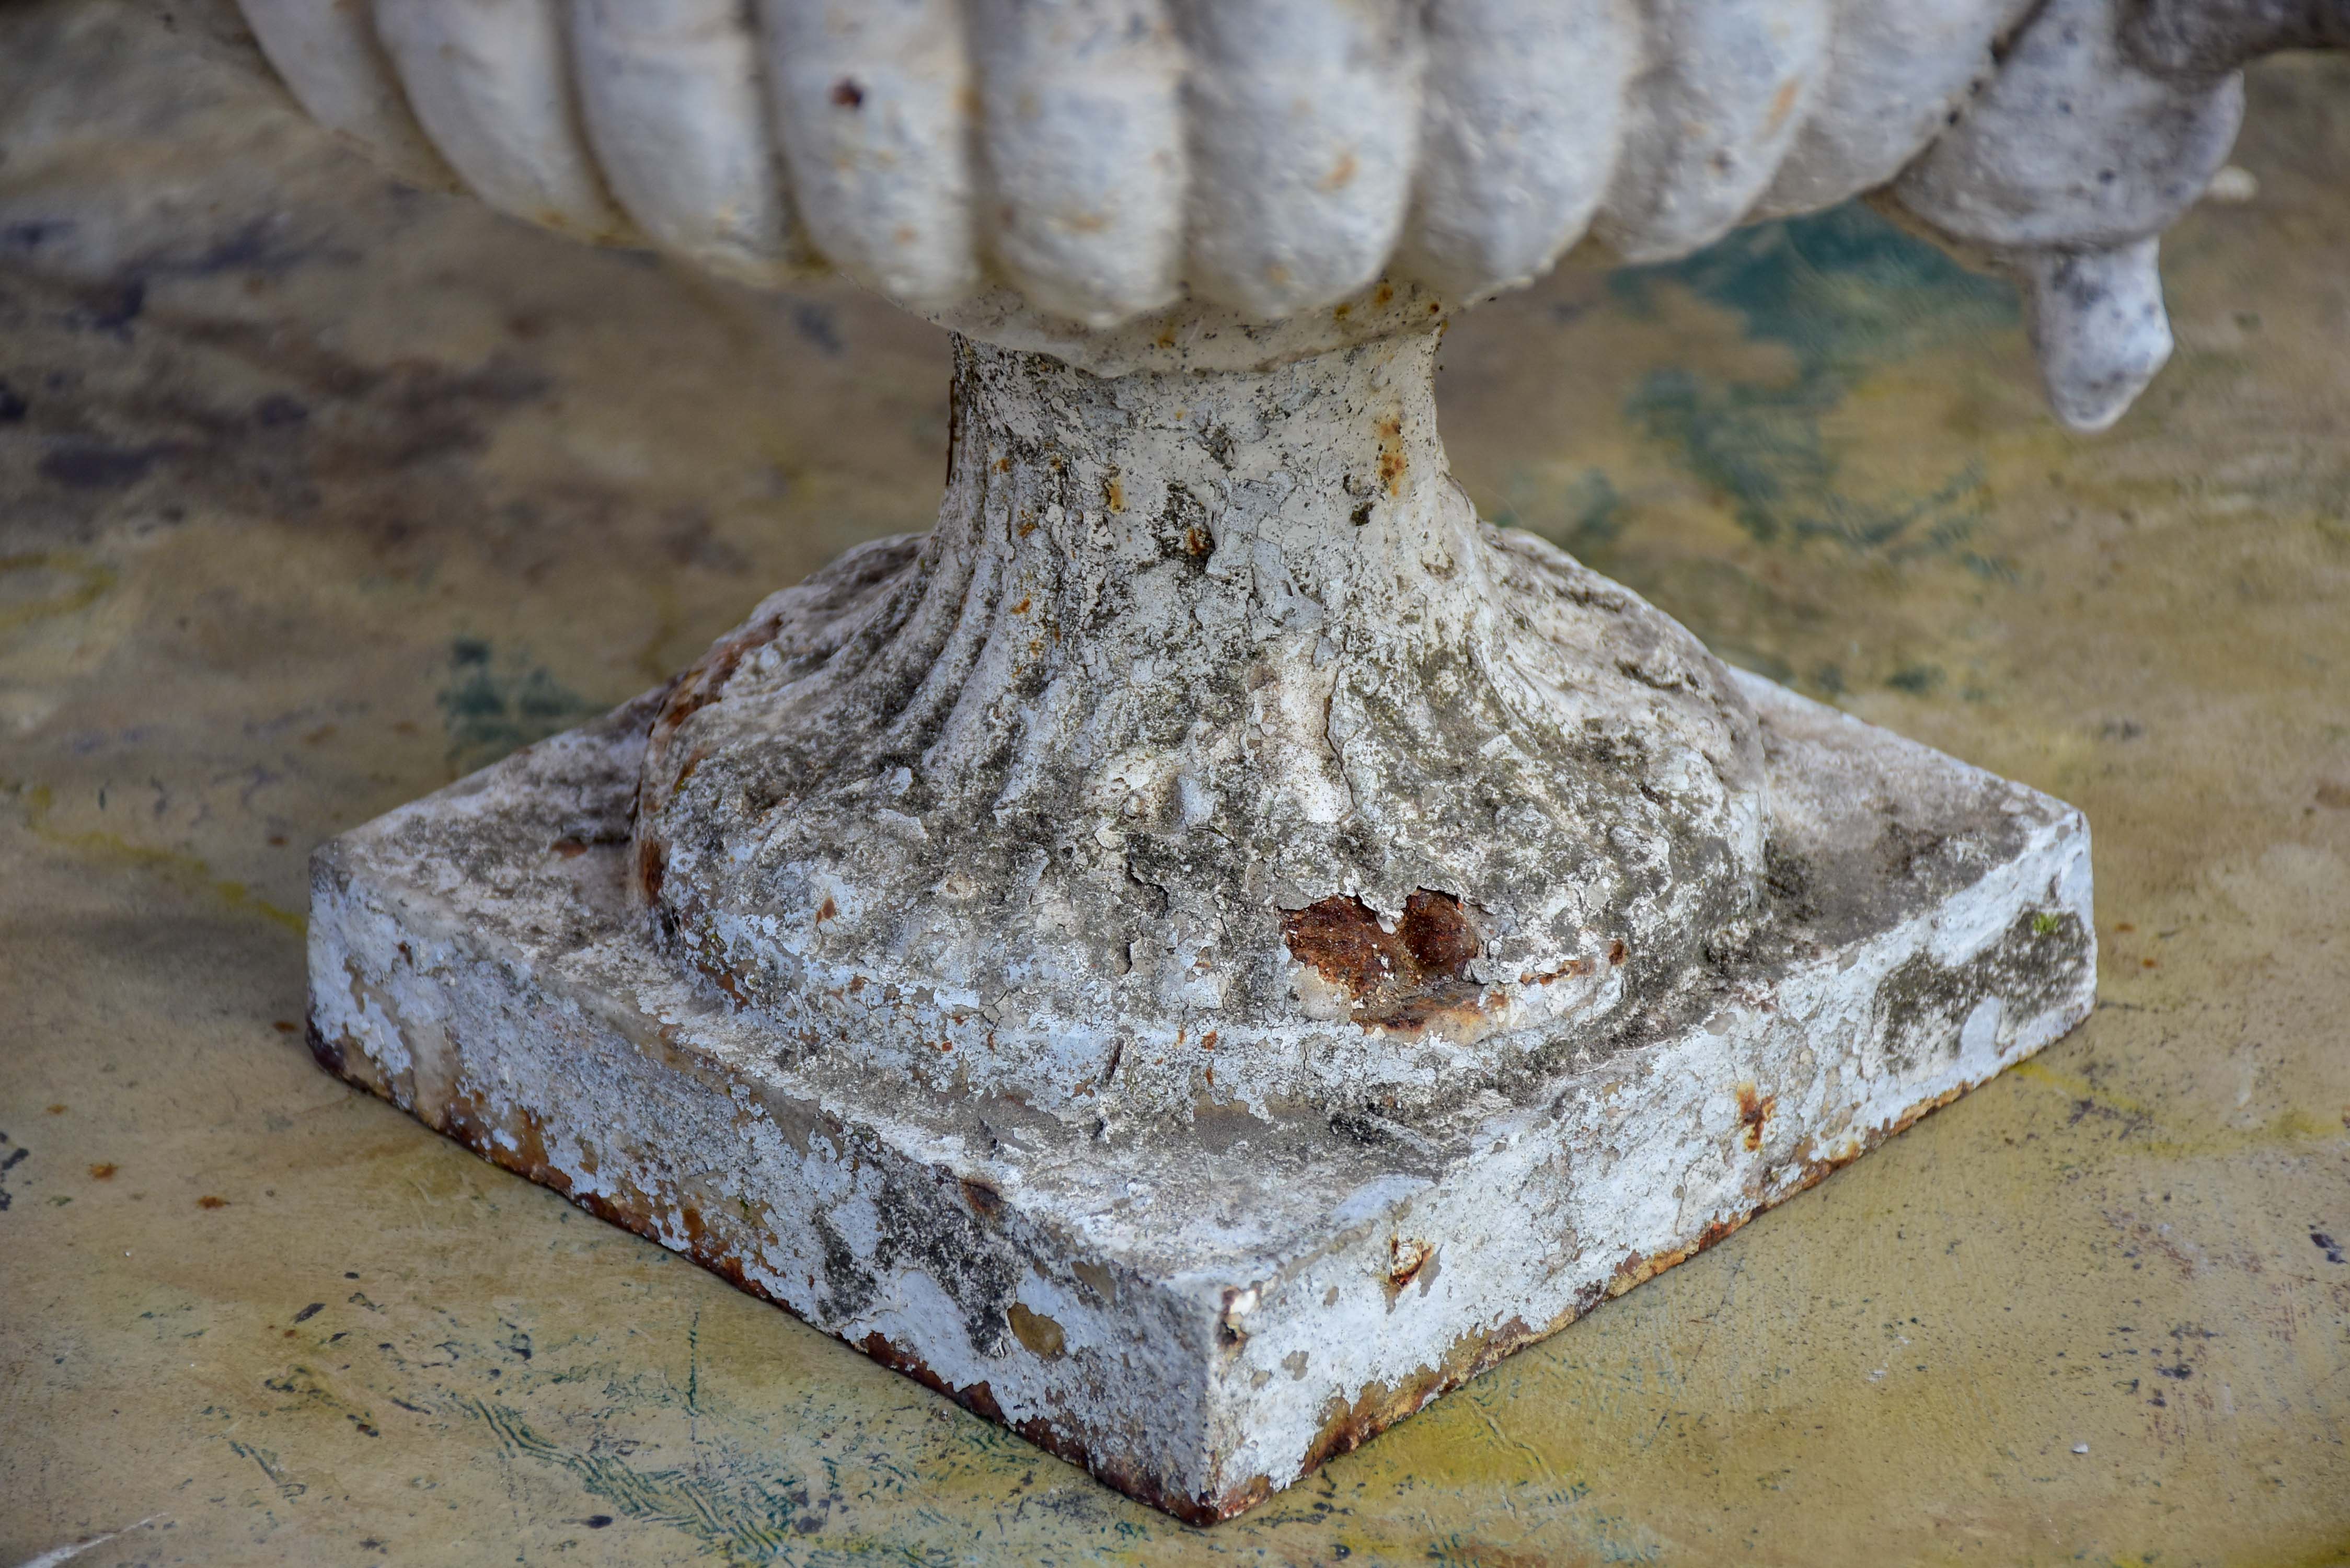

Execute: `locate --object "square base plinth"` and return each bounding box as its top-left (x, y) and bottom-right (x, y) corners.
top-left (307, 672), bottom-right (2093, 1523)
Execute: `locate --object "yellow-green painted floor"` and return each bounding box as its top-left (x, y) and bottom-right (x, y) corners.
top-left (4, 6), bottom-right (2346, 1564)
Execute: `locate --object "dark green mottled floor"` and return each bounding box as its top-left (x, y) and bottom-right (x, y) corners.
top-left (4, 6), bottom-right (2346, 1564)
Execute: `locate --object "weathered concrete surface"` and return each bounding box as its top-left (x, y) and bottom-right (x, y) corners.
top-left (306, 667), bottom-right (2090, 1519)
top-left (3, 3), bottom-right (2348, 1564)
top-left (639, 333), bottom-right (1773, 1125)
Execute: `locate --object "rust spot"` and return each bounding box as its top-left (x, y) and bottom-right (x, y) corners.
top-left (44, 1104), bottom-right (64, 1115)
top-left (1183, 524), bottom-right (1211, 557)
top-left (1332, 302), bottom-right (1352, 321)
top-left (271, 1020), bottom-right (298, 1034)
top-left (1386, 1236), bottom-right (1433, 1298)
top-left (830, 77), bottom-right (864, 108)
top-left (816, 895), bottom-right (838, 925)
top-left (1156, 325), bottom-right (1178, 349)
top-left (1765, 75), bottom-right (1802, 135)
top-left (2115, 921), bottom-right (2136, 932)
top-left (88, 1162), bottom-right (116, 1180)
top-left (1398, 892), bottom-right (1480, 973)
top-left (1374, 414), bottom-right (1407, 496)
top-left (1007, 1302), bottom-right (1066, 1359)
top-left (1011, 596), bottom-right (1031, 615)
top-left (197, 1195), bottom-right (227, 1209)
top-left (1374, 282), bottom-right (1395, 306)
top-left (1321, 151), bottom-right (1358, 192)
top-left (1735, 1083), bottom-right (1776, 1151)
top-left (694, 956), bottom-right (750, 1007)
top-left (1282, 889), bottom-right (1488, 1032)
top-left (960, 1177), bottom-right (1003, 1218)
top-left (1103, 474), bottom-right (1125, 512)
top-left (1694, 1214), bottom-right (1746, 1252)
top-left (550, 837), bottom-right (587, 858)
top-left (1607, 938), bottom-right (1628, 966)
top-left (2141, 957), bottom-right (2159, 969)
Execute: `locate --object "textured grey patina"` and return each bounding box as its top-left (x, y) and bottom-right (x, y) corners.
top-left (638, 329), bottom-right (1765, 1120)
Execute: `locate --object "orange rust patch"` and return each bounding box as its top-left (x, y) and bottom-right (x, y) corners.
top-left (197, 1195), bottom-right (227, 1209)
top-left (1385, 1236), bottom-right (1434, 1300)
top-left (1375, 414), bottom-right (1407, 496)
top-left (1766, 75), bottom-right (1803, 136)
top-left (1283, 889), bottom-right (1491, 1032)
top-left (1321, 151), bottom-right (1358, 192)
top-left (88, 1162), bottom-right (116, 1180)
top-left (550, 837), bottom-right (587, 858)
top-left (1103, 475), bottom-right (1125, 512)
top-left (816, 895), bottom-right (838, 924)
top-left (1736, 1083), bottom-right (1777, 1151)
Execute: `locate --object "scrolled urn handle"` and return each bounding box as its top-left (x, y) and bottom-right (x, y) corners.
top-left (238, 0), bottom-right (2335, 426)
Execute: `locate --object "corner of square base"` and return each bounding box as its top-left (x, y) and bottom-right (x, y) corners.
top-left (305, 674), bottom-right (2093, 1521)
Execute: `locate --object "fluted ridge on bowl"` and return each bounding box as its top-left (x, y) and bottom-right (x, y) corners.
top-left (238, 0), bottom-right (2266, 423)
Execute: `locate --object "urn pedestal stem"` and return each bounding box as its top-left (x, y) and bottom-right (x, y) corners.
top-left (633, 327), bottom-right (1769, 1121)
